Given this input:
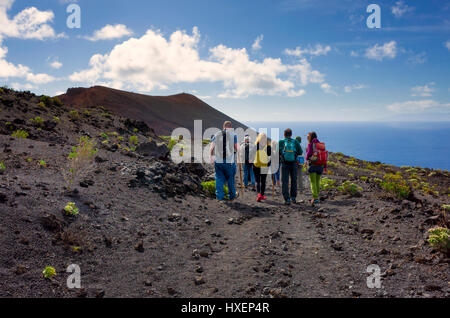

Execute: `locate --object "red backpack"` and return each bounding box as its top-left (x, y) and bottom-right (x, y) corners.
top-left (311, 142), bottom-right (328, 166)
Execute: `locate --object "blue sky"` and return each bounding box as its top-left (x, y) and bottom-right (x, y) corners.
top-left (0, 0), bottom-right (449, 122)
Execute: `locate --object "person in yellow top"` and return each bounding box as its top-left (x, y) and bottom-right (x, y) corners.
top-left (253, 133), bottom-right (272, 202)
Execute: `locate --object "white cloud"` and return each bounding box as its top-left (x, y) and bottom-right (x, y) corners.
top-left (387, 100), bottom-right (450, 113)
top-left (320, 83), bottom-right (335, 95)
top-left (407, 51), bottom-right (426, 66)
top-left (365, 41), bottom-right (397, 61)
top-left (285, 44), bottom-right (331, 57)
top-left (446, 41), bottom-right (450, 51)
top-left (0, 1), bottom-right (63, 40)
top-left (252, 34), bottom-right (263, 51)
top-left (0, 37), bottom-right (55, 84)
top-left (350, 50), bottom-right (359, 57)
top-left (85, 24), bottom-right (133, 41)
top-left (344, 84), bottom-right (368, 93)
top-left (10, 82), bottom-right (35, 90)
top-left (0, 1), bottom-right (57, 84)
top-left (411, 83), bottom-right (435, 97)
top-left (49, 59), bottom-right (62, 69)
top-left (391, 1), bottom-right (413, 18)
top-left (70, 27), bottom-right (326, 98)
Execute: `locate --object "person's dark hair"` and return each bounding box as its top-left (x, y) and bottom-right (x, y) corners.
top-left (308, 131), bottom-right (318, 142)
top-left (284, 128), bottom-right (292, 138)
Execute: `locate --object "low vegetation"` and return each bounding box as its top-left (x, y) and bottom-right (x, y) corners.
top-left (427, 227), bottom-right (450, 252)
top-left (42, 266), bottom-right (56, 279)
top-left (320, 177), bottom-right (336, 190)
top-left (30, 116), bottom-right (45, 127)
top-left (380, 173), bottom-right (411, 199)
top-left (64, 202), bottom-right (79, 216)
top-left (201, 181), bottom-right (228, 198)
top-left (11, 129), bottom-right (29, 139)
top-left (338, 181), bottom-right (363, 197)
top-left (63, 136), bottom-right (98, 189)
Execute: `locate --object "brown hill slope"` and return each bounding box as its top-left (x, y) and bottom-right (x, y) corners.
top-left (57, 86), bottom-right (247, 135)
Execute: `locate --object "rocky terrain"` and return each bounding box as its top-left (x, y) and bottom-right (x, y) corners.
top-left (0, 87), bottom-right (449, 298)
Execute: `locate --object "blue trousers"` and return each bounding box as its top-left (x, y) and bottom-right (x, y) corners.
top-left (215, 162), bottom-right (237, 200)
top-left (243, 163), bottom-right (255, 186)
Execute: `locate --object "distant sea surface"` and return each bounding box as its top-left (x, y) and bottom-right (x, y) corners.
top-left (244, 121), bottom-right (450, 171)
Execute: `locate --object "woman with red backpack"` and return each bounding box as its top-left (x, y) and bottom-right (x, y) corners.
top-left (306, 132), bottom-right (328, 206)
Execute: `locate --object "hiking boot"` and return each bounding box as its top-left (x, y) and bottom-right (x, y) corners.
top-left (251, 186), bottom-right (256, 192)
top-left (284, 199), bottom-right (291, 205)
top-left (256, 193), bottom-right (262, 202)
top-left (291, 198), bottom-right (297, 204)
top-left (261, 195), bottom-right (267, 200)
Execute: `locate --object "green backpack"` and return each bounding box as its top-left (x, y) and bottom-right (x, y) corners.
top-left (282, 138), bottom-right (297, 163)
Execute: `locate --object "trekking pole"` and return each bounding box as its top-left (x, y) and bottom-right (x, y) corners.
top-left (239, 163), bottom-right (244, 198)
top-left (272, 173), bottom-right (275, 197)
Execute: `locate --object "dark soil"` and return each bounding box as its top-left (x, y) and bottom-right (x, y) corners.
top-left (0, 87), bottom-right (449, 298)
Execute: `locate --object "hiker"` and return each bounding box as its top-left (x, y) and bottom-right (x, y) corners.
top-left (240, 135), bottom-right (256, 191)
top-left (279, 128), bottom-right (302, 205)
top-left (253, 132), bottom-right (272, 202)
top-left (295, 136), bottom-right (305, 192)
top-left (271, 140), bottom-right (280, 188)
top-left (210, 121), bottom-right (239, 201)
top-left (306, 131), bottom-right (328, 206)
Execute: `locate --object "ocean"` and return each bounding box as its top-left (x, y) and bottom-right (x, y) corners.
top-left (244, 121), bottom-right (450, 171)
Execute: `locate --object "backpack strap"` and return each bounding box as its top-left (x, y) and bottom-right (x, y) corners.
top-left (222, 130), bottom-right (227, 163)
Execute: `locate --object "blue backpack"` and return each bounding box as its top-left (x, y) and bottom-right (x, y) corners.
top-left (282, 138), bottom-right (297, 162)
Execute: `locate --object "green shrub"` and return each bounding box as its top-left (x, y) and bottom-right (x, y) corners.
top-left (37, 101), bottom-right (46, 108)
top-left (52, 96), bottom-right (63, 107)
top-left (12, 129), bottom-right (29, 139)
top-left (69, 110), bottom-right (79, 120)
top-left (0, 161), bottom-right (5, 173)
top-left (40, 95), bottom-right (53, 107)
top-left (360, 176), bottom-right (368, 181)
top-left (64, 136), bottom-right (98, 188)
top-left (53, 116), bottom-right (60, 123)
top-left (42, 266), bottom-right (56, 279)
top-left (347, 160), bottom-right (357, 166)
top-left (320, 177), bottom-right (336, 190)
top-left (168, 138), bottom-right (179, 151)
top-left (39, 160), bottom-right (47, 167)
top-left (380, 173), bottom-right (410, 199)
top-left (129, 135), bottom-right (138, 145)
top-left (443, 205), bottom-right (450, 212)
top-left (327, 161), bottom-right (337, 168)
top-left (338, 181), bottom-right (362, 197)
top-left (64, 202), bottom-right (79, 216)
top-left (428, 227), bottom-right (450, 252)
top-left (100, 132), bottom-right (108, 140)
top-left (201, 181), bottom-right (228, 198)
top-left (30, 116), bottom-right (45, 127)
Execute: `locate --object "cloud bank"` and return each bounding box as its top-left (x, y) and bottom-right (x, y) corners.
top-left (70, 27), bottom-right (326, 98)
